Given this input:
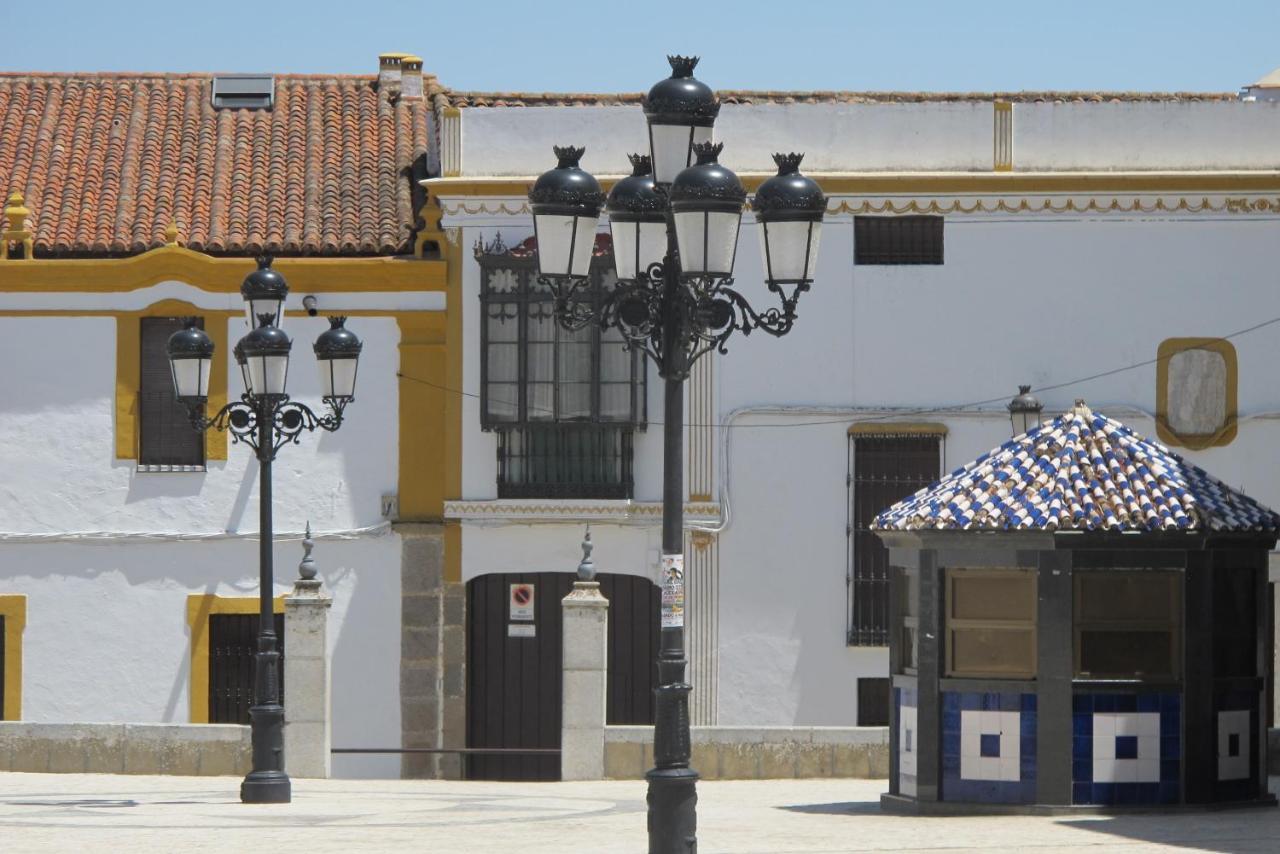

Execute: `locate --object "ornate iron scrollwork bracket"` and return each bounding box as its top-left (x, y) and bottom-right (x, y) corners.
top-left (184, 394), bottom-right (350, 458)
top-left (538, 258), bottom-right (809, 381)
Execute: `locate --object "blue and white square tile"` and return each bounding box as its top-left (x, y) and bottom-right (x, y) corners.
top-left (960, 709), bottom-right (1021, 782)
top-left (899, 700), bottom-right (918, 797)
top-left (1217, 709), bottom-right (1250, 781)
top-left (941, 692), bottom-right (1036, 804)
top-left (1092, 712), bottom-right (1160, 783)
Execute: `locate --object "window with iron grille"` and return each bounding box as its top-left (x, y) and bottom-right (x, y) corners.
top-left (856, 677), bottom-right (890, 726)
top-left (139, 317), bottom-right (205, 470)
top-left (854, 215), bottom-right (944, 265)
top-left (478, 236), bottom-right (646, 499)
top-left (208, 612), bottom-right (284, 725)
top-left (847, 433), bottom-right (941, 646)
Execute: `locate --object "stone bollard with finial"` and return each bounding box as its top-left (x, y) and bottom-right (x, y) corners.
top-left (561, 526), bottom-right (609, 781)
top-left (283, 522), bottom-right (333, 779)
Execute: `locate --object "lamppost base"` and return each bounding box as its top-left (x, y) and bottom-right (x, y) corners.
top-left (240, 770), bottom-right (291, 804)
top-left (645, 765), bottom-right (698, 853)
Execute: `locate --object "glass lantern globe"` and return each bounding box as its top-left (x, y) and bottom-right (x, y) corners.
top-left (606, 154), bottom-right (667, 282)
top-left (528, 146), bottom-right (605, 279)
top-left (239, 314), bottom-right (292, 398)
top-left (668, 142), bottom-right (745, 278)
top-left (753, 153), bottom-right (826, 286)
top-left (313, 316), bottom-right (363, 401)
top-left (240, 255), bottom-right (289, 329)
top-left (166, 318), bottom-right (215, 402)
top-left (643, 55), bottom-right (719, 185)
top-left (1008, 385), bottom-right (1044, 436)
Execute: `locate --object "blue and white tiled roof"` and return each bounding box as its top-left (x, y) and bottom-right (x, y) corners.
top-left (873, 401), bottom-right (1280, 533)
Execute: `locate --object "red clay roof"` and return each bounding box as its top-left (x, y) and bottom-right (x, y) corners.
top-left (0, 72), bottom-right (430, 257)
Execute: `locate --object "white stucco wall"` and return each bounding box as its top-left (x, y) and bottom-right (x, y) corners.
top-left (448, 197), bottom-right (1280, 728)
top-left (456, 99), bottom-right (1280, 176)
top-left (0, 305), bottom-right (413, 778)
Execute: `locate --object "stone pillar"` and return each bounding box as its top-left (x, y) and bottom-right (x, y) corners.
top-left (284, 525), bottom-right (333, 779)
top-left (562, 581), bottom-right (608, 780)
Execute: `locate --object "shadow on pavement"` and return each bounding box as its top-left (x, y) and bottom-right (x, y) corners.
top-left (1052, 809), bottom-right (1280, 854)
top-left (777, 801), bottom-right (884, 817)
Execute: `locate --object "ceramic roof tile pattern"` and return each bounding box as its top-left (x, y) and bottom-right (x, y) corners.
top-left (434, 89), bottom-right (1238, 110)
top-left (0, 73), bottom-right (429, 256)
top-left (873, 403), bottom-right (1280, 533)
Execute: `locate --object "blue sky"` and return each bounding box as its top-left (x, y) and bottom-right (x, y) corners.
top-left (2, 0), bottom-right (1278, 93)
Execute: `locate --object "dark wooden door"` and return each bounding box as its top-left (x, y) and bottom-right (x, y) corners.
top-left (209, 613), bottom-right (284, 724)
top-left (466, 571), bottom-right (659, 780)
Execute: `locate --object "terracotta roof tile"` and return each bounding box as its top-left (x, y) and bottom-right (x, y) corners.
top-left (0, 72), bottom-right (429, 257)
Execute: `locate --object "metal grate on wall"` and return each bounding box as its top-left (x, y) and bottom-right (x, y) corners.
top-left (847, 433), bottom-right (942, 646)
top-left (496, 424), bottom-right (634, 499)
top-left (853, 216), bottom-right (944, 265)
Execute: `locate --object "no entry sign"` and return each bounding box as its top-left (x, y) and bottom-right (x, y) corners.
top-left (509, 583), bottom-right (535, 621)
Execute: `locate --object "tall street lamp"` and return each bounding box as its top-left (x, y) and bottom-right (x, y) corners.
top-left (167, 256), bottom-right (363, 804)
top-left (529, 55), bottom-right (825, 854)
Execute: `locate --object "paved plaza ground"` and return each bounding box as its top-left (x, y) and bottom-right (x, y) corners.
top-left (1, 772), bottom-right (1279, 853)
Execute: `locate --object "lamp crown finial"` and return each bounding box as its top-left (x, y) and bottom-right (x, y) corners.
top-left (256, 254), bottom-right (274, 270)
top-left (627, 153), bottom-right (652, 176)
top-left (183, 316), bottom-right (200, 330)
top-left (1019, 384), bottom-right (1032, 394)
top-left (329, 315), bottom-right (348, 329)
top-left (772, 152), bottom-right (805, 174)
top-left (553, 145), bottom-right (586, 168)
top-left (256, 312), bottom-right (275, 328)
top-left (667, 55), bottom-right (699, 78)
top-left (692, 141), bottom-right (724, 165)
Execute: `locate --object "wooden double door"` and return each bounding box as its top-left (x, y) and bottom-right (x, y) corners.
top-left (466, 571), bottom-right (659, 780)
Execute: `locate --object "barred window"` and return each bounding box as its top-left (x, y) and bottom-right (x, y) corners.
top-left (139, 317), bottom-right (204, 470)
top-left (847, 431), bottom-right (941, 646)
top-left (854, 215), bottom-right (944, 265)
top-left (478, 236), bottom-right (646, 499)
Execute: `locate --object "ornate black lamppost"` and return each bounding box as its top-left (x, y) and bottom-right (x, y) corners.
top-left (1008, 384), bottom-right (1043, 436)
top-left (529, 56), bottom-right (825, 853)
top-left (166, 256), bottom-right (363, 804)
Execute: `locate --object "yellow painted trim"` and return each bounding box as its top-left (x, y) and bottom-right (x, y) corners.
top-left (185, 593), bottom-right (285, 724)
top-left (397, 313), bottom-right (448, 519)
top-left (1155, 337), bottom-right (1238, 450)
top-left (0, 595), bottom-right (25, 720)
top-left (445, 522), bottom-right (462, 585)
top-left (116, 303), bottom-right (231, 462)
top-left (0, 244), bottom-right (446, 293)
top-left (424, 171), bottom-right (1280, 198)
top-left (849, 422), bottom-right (949, 436)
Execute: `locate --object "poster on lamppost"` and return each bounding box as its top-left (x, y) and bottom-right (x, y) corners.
top-left (660, 554), bottom-right (684, 629)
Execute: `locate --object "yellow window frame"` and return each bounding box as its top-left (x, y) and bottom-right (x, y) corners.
top-left (0, 594), bottom-right (26, 720)
top-left (117, 301), bottom-right (233, 462)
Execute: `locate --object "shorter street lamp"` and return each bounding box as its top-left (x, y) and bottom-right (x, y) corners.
top-left (1008, 384), bottom-right (1043, 436)
top-left (166, 256), bottom-right (362, 805)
